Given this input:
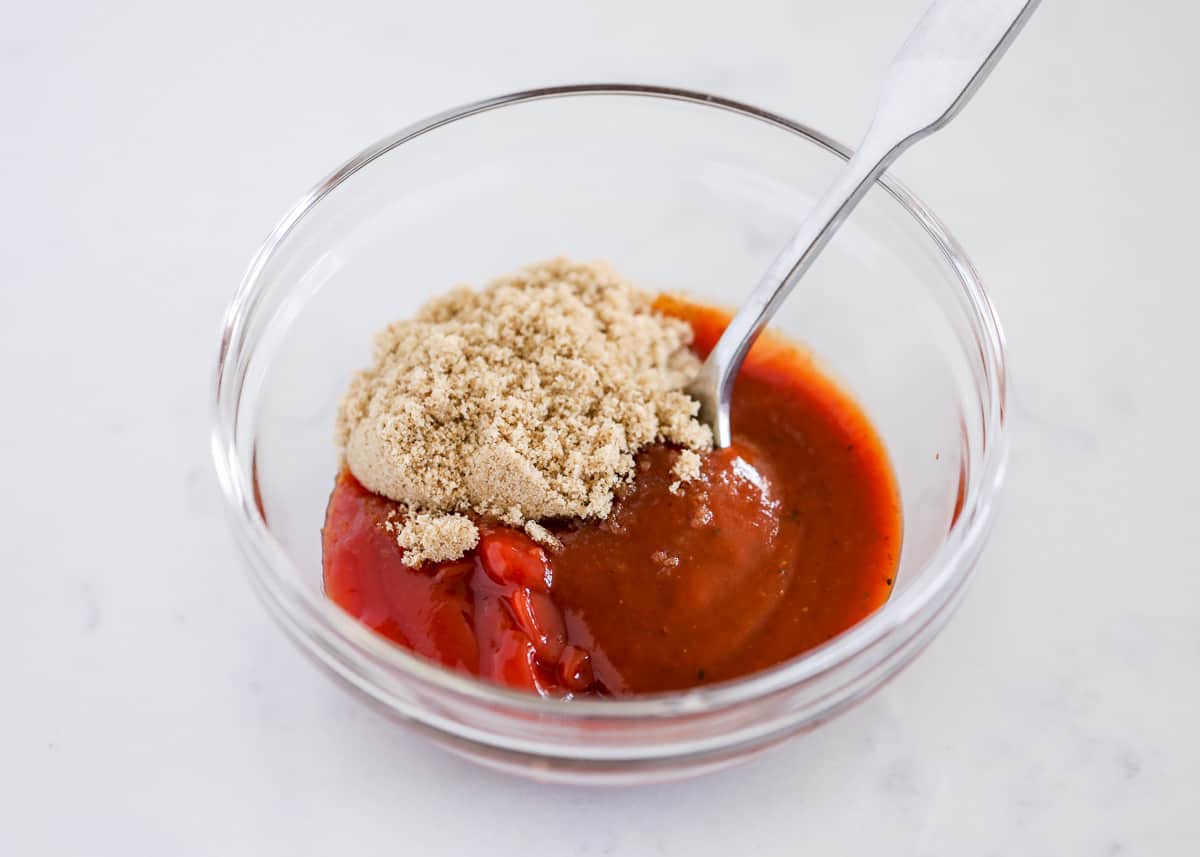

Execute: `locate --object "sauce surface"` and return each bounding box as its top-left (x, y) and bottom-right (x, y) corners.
top-left (322, 299), bottom-right (901, 695)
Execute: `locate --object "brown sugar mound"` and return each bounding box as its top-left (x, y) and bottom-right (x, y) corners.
top-left (337, 258), bottom-right (712, 565)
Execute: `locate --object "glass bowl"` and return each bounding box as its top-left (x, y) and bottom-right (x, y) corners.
top-left (212, 84), bottom-right (1007, 785)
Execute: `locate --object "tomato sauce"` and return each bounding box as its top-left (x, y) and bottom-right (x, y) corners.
top-left (322, 299), bottom-right (901, 696)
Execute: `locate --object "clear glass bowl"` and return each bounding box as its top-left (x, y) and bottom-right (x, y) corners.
top-left (212, 85), bottom-right (1007, 784)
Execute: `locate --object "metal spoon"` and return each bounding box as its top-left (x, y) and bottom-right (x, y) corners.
top-left (687, 0), bottom-right (1040, 448)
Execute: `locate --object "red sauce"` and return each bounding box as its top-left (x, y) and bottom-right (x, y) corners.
top-left (322, 299), bottom-right (901, 695)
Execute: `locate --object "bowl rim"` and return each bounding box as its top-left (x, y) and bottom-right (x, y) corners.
top-left (212, 82), bottom-right (1008, 723)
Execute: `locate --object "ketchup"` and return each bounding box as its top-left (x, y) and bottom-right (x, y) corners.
top-left (323, 299), bottom-right (901, 695)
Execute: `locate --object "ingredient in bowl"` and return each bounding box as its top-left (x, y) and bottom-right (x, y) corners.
top-left (336, 258), bottom-right (712, 566)
top-left (323, 289), bottom-right (901, 695)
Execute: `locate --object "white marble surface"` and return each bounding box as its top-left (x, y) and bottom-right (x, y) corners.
top-left (3, 1), bottom-right (1198, 853)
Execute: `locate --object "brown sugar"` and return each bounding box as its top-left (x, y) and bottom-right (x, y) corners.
top-left (523, 520), bottom-right (562, 551)
top-left (394, 512), bottom-right (479, 567)
top-left (337, 258), bottom-right (711, 566)
top-left (669, 449), bottom-right (702, 495)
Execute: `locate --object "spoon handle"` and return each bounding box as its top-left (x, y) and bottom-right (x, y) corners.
top-left (692, 0), bottom-right (1040, 447)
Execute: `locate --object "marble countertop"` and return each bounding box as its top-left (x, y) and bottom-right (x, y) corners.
top-left (2, 0), bottom-right (1197, 853)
